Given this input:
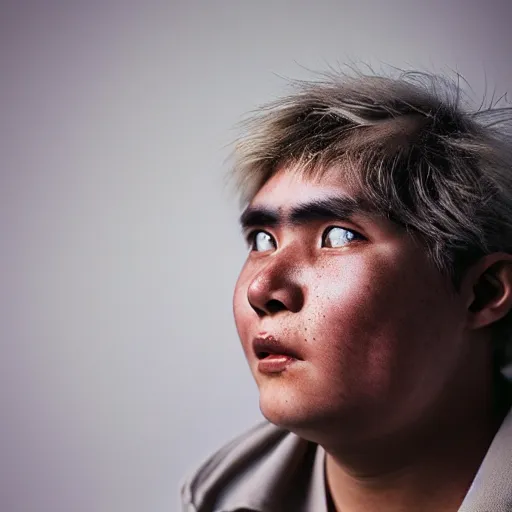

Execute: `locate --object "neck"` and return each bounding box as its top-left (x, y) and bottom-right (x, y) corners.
top-left (324, 368), bottom-right (508, 512)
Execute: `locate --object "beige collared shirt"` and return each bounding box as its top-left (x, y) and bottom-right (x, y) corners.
top-left (181, 398), bottom-right (512, 512)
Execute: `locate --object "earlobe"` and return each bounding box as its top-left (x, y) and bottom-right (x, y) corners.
top-left (465, 254), bottom-right (512, 330)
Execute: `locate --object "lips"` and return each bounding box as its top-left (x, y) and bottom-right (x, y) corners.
top-left (252, 335), bottom-right (302, 361)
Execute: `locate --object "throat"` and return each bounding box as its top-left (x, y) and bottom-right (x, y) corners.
top-left (323, 408), bottom-right (501, 512)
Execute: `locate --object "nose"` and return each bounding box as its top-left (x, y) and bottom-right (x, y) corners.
top-left (246, 259), bottom-right (305, 317)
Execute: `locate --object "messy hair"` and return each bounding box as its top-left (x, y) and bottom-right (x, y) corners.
top-left (230, 68), bottom-right (512, 370)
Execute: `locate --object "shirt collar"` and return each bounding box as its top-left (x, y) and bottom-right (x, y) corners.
top-left (302, 445), bottom-right (329, 512)
top-left (458, 376), bottom-right (512, 511)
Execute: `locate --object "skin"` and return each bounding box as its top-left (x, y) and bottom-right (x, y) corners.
top-left (232, 165), bottom-right (512, 511)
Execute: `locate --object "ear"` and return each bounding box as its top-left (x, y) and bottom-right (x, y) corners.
top-left (460, 253), bottom-right (512, 330)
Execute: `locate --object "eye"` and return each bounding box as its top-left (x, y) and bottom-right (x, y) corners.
top-left (322, 226), bottom-right (364, 248)
top-left (248, 230), bottom-right (276, 252)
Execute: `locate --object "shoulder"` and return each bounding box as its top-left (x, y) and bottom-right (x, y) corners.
top-left (180, 421), bottom-right (313, 512)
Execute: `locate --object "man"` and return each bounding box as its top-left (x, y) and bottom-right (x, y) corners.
top-left (181, 70), bottom-right (512, 511)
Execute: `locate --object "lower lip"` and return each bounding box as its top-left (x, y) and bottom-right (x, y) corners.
top-left (257, 355), bottom-right (296, 374)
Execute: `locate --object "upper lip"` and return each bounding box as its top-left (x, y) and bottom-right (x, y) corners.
top-left (252, 335), bottom-right (303, 360)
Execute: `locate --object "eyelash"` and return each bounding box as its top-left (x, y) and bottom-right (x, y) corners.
top-left (245, 226), bottom-right (365, 251)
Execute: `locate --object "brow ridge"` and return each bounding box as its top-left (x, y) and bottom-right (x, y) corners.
top-left (239, 195), bottom-right (376, 230)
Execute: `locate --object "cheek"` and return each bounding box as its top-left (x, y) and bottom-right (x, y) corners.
top-left (307, 255), bottom-right (445, 374)
top-left (310, 256), bottom-right (396, 325)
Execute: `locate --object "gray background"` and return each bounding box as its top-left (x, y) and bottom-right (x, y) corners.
top-left (1, 1), bottom-right (512, 511)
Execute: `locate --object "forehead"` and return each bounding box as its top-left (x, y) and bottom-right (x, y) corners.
top-left (245, 165), bottom-right (406, 238)
top-left (250, 165), bottom-right (358, 209)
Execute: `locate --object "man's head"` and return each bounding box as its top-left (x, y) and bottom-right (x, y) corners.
top-left (230, 70), bottom-right (512, 443)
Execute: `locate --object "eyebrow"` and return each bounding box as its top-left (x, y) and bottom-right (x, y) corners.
top-left (239, 195), bottom-right (377, 231)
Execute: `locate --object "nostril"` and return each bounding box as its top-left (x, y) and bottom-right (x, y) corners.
top-left (266, 299), bottom-right (286, 314)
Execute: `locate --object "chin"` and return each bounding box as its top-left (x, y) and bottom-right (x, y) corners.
top-left (257, 384), bottom-right (331, 435)
top-left (259, 383), bottom-right (304, 425)
top-left (258, 384), bottom-right (372, 446)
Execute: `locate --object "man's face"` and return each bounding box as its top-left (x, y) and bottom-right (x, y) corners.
top-left (233, 166), bottom-right (469, 442)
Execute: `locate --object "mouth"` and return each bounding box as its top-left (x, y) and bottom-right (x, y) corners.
top-left (253, 335), bottom-right (302, 360)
